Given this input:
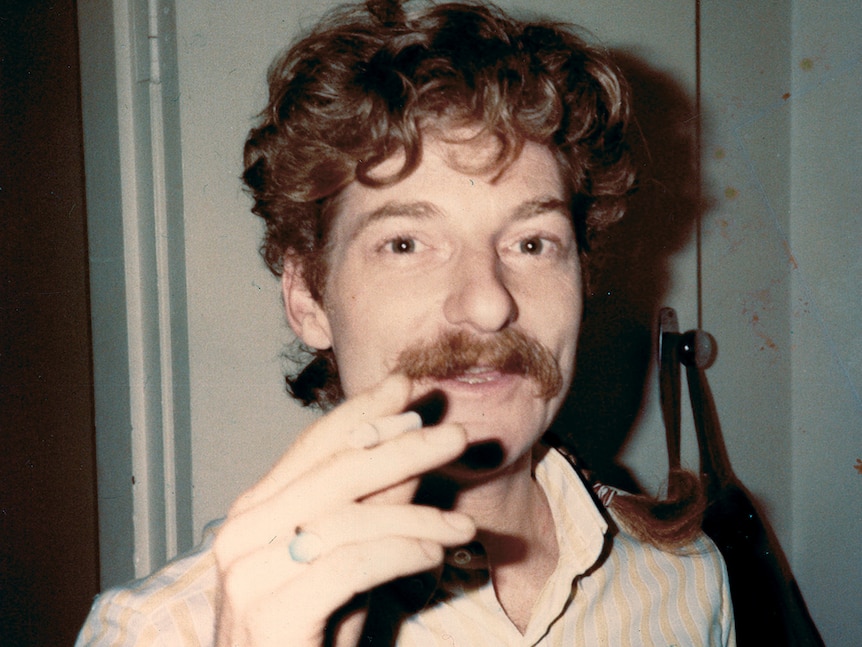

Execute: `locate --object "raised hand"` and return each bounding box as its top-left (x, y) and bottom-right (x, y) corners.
top-left (213, 375), bottom-right (475, 646)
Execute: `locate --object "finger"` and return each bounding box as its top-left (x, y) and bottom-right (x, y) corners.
top-left (301, 504), bottom-right (476, 553)
top-left (331, 410), bottom-right (426, 508)
top-left (234, 537), bottom-right (445, 644)
top-left (329, 604), bottom-right (367, 647)
top-left (217, 423), bottom-right (467, 563)
top-left (287, 374), bottom-right (419, 473)
top-left (347, 411), bottom-right (422, 449)
top-left (273, 423), bottom-right (467, 521)
top-left (217, 544), bottom-right (320, 645)
top-left (360, 477), bottom-right (421, 506)
top-left (287, 537), bottom-right (446, 626)
top-left (232, 375), bottom-right (417, 514)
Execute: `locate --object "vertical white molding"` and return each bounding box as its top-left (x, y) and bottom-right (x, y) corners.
top-left (78, 0), bottom-right (191, 586)
top-left (147, 0), bottom-right (178, 560)
top-left (115, 0), bottom-right (165, 581)
top-left (146, 0), bottom-right (193, 563)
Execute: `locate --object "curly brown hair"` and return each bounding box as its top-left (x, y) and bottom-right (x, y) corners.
top-left (243, 0), bottom-right (636, 408)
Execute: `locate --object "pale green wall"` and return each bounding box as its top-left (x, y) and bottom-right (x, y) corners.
top-left (789, 1), bottom-right (861, 642)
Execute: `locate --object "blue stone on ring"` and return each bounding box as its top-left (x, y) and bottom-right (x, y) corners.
top-left (288, 528), bottom-right (323, 564)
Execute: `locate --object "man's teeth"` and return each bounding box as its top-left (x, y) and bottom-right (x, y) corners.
top-left (454, 368), bottom-right (496, 384)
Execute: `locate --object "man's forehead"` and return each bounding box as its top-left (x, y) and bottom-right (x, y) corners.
top-left (427, 126), bottom-right (509, 175)
top-left (363, 126), bottom-right (511, 182)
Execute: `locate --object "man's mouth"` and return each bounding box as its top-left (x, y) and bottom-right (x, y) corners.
top-left (394, 328), bottom-right (563, 400)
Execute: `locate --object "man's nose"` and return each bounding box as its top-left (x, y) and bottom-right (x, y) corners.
top-left (442, 249), bottom-right (518, 333)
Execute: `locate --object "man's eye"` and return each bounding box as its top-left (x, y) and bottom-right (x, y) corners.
top-left (519, 237), bottom-right (546, 255)
top-left (386, 237), bottom-right (418, 254)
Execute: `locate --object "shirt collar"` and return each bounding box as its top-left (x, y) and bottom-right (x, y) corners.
top-left (520, 446), bottom-right (609, 644)
top-left (535, 446), bottom-right (608, 575)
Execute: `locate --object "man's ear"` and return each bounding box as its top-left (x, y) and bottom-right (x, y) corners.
top-left (281, 260), bottom-right (333, 350)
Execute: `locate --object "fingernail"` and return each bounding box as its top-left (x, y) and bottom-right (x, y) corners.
top-left (397, 411), bottom-right (423, 431)
top-left (348, 421), bottom-right (380, 449)
top-left (418, 539), bottom-right (443, 562)
top-left (442, 511), bottom-right (475, 534)
top-left (348, 412), bottom-right (422, 449)
top-left (424, 423), bottom-right (465, 446)
top-left (377, 411), bottom-right (422, 436)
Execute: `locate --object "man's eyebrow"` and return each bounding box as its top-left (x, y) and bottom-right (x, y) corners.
top-left (348, 200), bottom-right (441, 241)
top-left (511, 197), bottom-right (570, 221)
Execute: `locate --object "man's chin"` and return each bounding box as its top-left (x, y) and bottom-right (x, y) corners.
top-left (432, 439), bottom-right (522, 486)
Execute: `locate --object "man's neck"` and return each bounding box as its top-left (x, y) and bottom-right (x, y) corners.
top-left (449, 448), bottom-right (561, 633)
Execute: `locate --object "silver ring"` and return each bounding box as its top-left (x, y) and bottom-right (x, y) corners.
top-left (288, 527), bottom-right (323, 564)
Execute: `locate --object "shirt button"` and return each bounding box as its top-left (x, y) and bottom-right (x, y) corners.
top-left (453, 548), bottom-right (472, 565)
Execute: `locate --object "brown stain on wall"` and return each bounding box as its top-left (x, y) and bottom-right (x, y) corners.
top-left (741, 281), bottom-right (784, 359)
top-left (783, 240), bottom-right (799, 270)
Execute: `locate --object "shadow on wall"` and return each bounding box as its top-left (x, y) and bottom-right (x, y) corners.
top-left (548, 51), bottom-right (706, 493)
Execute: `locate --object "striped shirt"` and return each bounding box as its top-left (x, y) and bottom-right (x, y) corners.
top-left (77, 448), bottom-right (735, 645)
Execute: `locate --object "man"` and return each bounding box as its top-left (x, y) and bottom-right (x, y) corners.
top-left (78, 1), bottom-right (735, 644)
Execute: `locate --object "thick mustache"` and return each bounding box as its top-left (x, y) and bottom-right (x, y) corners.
top-left (394, 329), bottom-right (563, 400)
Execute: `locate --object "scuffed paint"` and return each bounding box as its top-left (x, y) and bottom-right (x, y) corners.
top-left (783, 240), bottom-right (799, 270)
top-left (749, 313), bottom-right (778, 351)
top-left (714, 217), bottom-right (744, 255)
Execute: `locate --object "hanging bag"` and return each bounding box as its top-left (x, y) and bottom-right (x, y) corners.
top-left (658, 307), bottom-right (824, 647)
